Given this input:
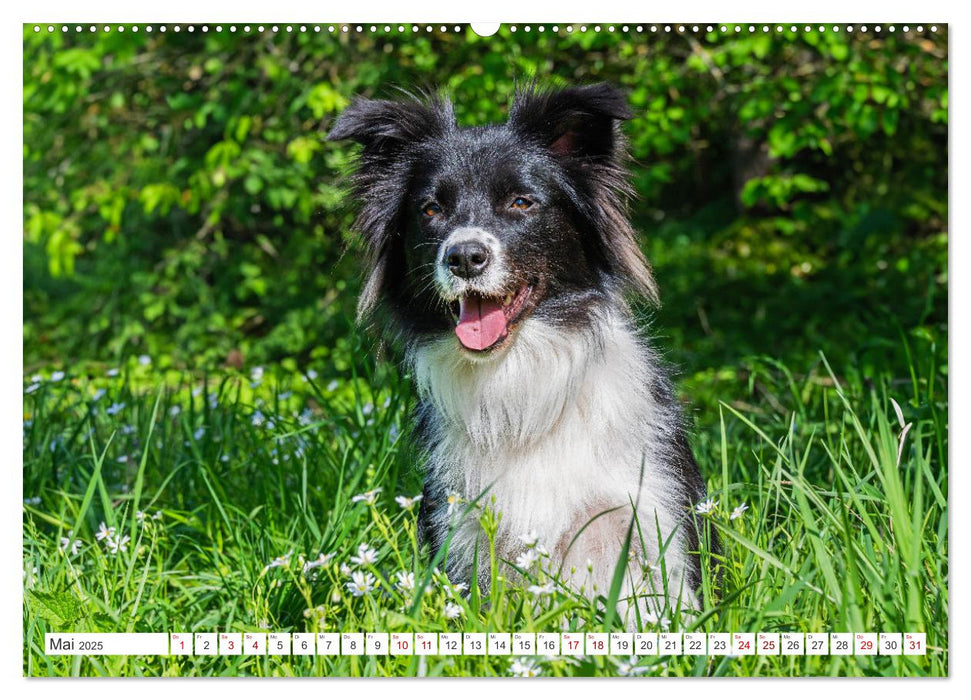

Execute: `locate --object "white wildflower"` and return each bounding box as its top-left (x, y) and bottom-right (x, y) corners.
top-left (105, 534), bottom-right (130, 554)
top-left (394, 571), bottom-right (415, 593)
top-left (730, 503), bottom-right (749, 520)
top-left (302, 553), bottom-right (334, 573)
top-left (444, 602), bottom-right (464, 619)
top-left (95, 522), bottom-right (115, 541)
top-left (520, 530), bottom-right (539, 547)
top-left (446, 492), bottom-right (463, 516)
top-left (349, 543), bottom-right (379, 567)
top-left (442, 581), bottom-right (468, 598)
top-left (516, 549), bottom-right (539, 569)
top-left (510, 658), bottom-right (541, 677)
top-left (395, 494), bottom-right (423, 510)
top-left (345, 570), bottom-right (376, 597)
top-left (59, 531), bottom-right (82, 556)
top-left (643, 610), bottom-right (671, 630)
top-left (695, 498), bottom-right (718, 515)
top-left (527, 581), bottom-right (556, 597)
top-left (263, 552), bottom-right (292, 572)
top-left (351, 488), bottom-right (382, 505)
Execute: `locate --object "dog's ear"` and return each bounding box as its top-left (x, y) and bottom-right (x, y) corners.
top-left (511, 84), bottom-right (657, 304)
top-left (328, 95), bottom-right (454, 320)
top-left (509, 83), bottom-right (632, 162)
top-left (327, 96), bottom-right (453, 154)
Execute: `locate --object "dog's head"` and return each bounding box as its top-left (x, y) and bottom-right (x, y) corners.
top-left (327, 83), bottom-right (656, 358)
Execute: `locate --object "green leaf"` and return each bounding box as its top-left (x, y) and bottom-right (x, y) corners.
top-left (27, 590), bottom-right (85, 627)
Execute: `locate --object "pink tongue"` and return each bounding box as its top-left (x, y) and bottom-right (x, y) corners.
top-left (455, 296), bottom-right (508, 350)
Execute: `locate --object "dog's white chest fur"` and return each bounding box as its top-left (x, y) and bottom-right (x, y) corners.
top-left (408, 310), bottom-right (693, 610)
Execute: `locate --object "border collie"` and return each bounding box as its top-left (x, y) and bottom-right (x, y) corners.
top-left (328, 83), bottom-right (713, 623)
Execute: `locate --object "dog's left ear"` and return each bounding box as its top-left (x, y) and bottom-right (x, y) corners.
top-left (511, 83), bottom-right (658, 304)
top-left (509, 83), bottom-right (632, 162)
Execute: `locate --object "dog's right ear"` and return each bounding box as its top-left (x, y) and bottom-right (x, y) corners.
top-left (328, 95), bottom-right (455, 321)
top-left (327, 96), bottom-right (453, 154)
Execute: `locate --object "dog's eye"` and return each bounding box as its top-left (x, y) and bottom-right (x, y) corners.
top-left (510, 197), bottom-right (533, 211)
top-left (422, 202), bottom-right (443, 218)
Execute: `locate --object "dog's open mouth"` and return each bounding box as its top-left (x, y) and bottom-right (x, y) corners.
top-left (449, 284), bottom-right (533, 352)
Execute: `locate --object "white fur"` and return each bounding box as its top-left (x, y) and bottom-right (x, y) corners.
top-left (408, 308), bottom-right (697, 625)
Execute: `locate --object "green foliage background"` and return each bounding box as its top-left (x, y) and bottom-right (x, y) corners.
top-left (24, 24), bottom-right (948, 393)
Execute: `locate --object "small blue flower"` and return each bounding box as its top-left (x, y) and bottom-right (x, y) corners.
top-left (252, 410), bottom-right (265, 427)
top-left (92, 389), bottom-right (106, 401)
top-left (25, 383), bottom-right (40, 394)
top-left (138, 355), bottom-right (151, 366)
top-left (106, 368), bottom-right (120, 377)
top-left (194, 427), bottom-right (206, 440)
top-left (106, 402), bottom-right (126, 416)
top-left (50, 371), bottom-right (65, 382)
top-left (326, 379), bottom-right (338, 391)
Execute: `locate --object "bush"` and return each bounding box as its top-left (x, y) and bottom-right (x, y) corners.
top-left (24, 25), bottom-right (947, 386)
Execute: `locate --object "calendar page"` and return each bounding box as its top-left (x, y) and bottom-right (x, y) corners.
top-left (21, 7), bottom-right (949, 680)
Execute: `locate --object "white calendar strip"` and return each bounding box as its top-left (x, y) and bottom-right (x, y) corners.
top-left (45, 633), bottom-right (169, 656)
top-left (44, 632), bottom-right (926, 657)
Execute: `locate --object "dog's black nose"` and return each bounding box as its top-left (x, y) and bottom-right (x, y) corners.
top-left (445, 241), bottom-right (491, 279)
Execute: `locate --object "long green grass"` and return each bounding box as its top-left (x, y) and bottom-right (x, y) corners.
top-left (22, 337), bottom-right (948, 677)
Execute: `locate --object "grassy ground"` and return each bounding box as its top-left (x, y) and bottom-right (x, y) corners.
top-left (22, 331), bottom-right (948, 677)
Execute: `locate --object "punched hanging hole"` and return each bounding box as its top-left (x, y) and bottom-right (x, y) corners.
top-left (470, 23), bottom-right (501, 37)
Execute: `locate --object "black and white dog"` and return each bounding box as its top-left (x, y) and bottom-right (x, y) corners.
top-left (328, 83), bottom-right (713, 621)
